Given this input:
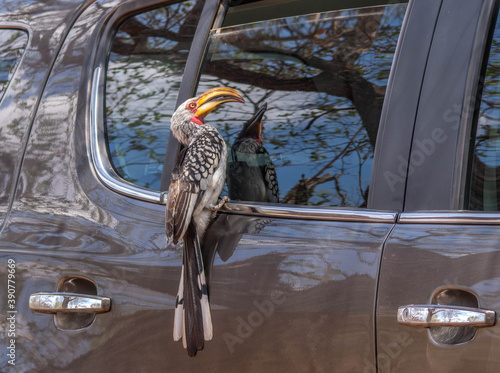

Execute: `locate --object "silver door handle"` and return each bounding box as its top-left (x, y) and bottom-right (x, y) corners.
top-left (29, 292), bottom-right (111, 314)
top-left (398, 305), bottom-right (496, 327)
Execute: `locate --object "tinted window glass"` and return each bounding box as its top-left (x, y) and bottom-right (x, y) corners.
top-left (105, 1), bottom-right (204, 190)
top-left (0, 29), bottom-right (28, 103)
top-left (197, 2), bottom-right (407, 206)
top-left (469, 13), bottom-right (500, 211)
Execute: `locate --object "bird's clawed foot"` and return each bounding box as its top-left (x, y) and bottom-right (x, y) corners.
top-left (208, 196), bottom-right (229, 218)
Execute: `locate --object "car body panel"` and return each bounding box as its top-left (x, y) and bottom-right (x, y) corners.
top-left (377, 216), bottom-right (500, 372)
top-left (376, 1), bottom-right (500, 371)
top-left (1, 0), bottom-right (500, 371)
top-left (9, 217), bottom-right (394, 372)
top-left (0, 0), bottom-right (400, 371)
top-left (369, 0), bottom-right (442, 211)
top-left (404, 0), bottom-right (497, 210)
top-left (0, 0), bottom-right (93, 222)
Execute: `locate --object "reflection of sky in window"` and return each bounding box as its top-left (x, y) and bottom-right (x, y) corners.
top-left (106, 2), bottom-right (197, 189)
top-left (104, 3), bottom-right (406, 199)
top-left (200, 4), bottom-right (406, 206)
top-left (106, 60), bottom-right (179, 188)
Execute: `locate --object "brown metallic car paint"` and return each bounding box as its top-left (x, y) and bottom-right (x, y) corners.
top-left (0, 0), bottom-right (94, 222)
top-left (0, 1), bottom-right (397, 371)
top-left (2, 0), bottom-right (500, 372)
top-left (378, 222), bottom-right (500, 372)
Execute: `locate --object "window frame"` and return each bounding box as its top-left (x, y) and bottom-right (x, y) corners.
top-left (403, 0), bottom-right (498, 211)
top-left (464, 0), bottom-right (500, 211)
top-left (92, 0), bottom-right (217, 204)
top-left (90, 0), bottom-right (176, 204)
top-left (90, 0), bottom-right (418, 214)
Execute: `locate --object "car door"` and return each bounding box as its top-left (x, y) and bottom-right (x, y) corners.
top-left (377, 0), bottom-right (500, 371)
top-left (95, 0), bottom-right (424, 370)
top-left (99, 0), bottom-right (407, 370)
top-left (0, 0), bottom-right (432, 372)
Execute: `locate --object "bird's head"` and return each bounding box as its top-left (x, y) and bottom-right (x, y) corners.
top-left (237, 102), bottom-right (267, 143)
top-left (171, 87), bottom-right (244, 144)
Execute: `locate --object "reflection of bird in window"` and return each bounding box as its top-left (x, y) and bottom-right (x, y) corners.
top-left (165, 87), bottom-right (244, 356)
top-left (227, 103), bottom-right (279, 203)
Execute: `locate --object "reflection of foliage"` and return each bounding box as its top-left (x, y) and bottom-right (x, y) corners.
top-left (474, 24), bottom-right (500, 155)
top-left (199, 5), bottom-right (406, 206)
top-left (105, 2), bottom-right (407, 205)
top-left (470, 17), bottom-right (500, 210)
top-left (105, 1), bottom-right (203, 189)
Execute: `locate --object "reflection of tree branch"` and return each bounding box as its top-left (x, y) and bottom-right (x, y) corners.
top-left (111, 1), bottom-right (204, 55)
top-left (120, 18), bottom-right (192, 43)
top-left (357, 151), bottom-right (365, 201)
top-left (303, 107), bottom-right (355, 131)
top-left (282, 173), bottom-right (337, 204)
top-left (105, 4), bottom-right (403, 205)
top-left (333, 173), bottom-right (347, 206)
top-left (312, 125), bottom-right (364, 180)
top-left (204, 57), bottom-right (384, 147)
top-left (204, 61), bottom-right (354, 99)
top-left (282, 124), bottom-right (364, 204)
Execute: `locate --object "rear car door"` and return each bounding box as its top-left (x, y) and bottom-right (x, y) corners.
top-left (0, 0), bottom-right (431, 371)
top-left (377, 0), bottom-right (500, 371)
top-left (91, 0), bottom-right (422, 370)
top-left (100, 1), bottom-right (409, 370)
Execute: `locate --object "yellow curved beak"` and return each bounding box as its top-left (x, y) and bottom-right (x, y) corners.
top-left (195, 87), bottom-right (245, 119)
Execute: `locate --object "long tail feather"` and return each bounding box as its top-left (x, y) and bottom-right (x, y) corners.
top-left (194, 236), bottom-right (213, 341)
top-left (184, 232), bottom-right (204, 356)
top-left (173, 265), bottom-right (184, 341)
top-left (174, 222), bottom-right (213, 356)
top-left (182, 309), bottom-right (187, 349)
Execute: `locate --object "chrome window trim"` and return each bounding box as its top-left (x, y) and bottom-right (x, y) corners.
top-left (90, 66), bottom-right (397, 223)
top-left (399, 211), bottom-right (500, 225)
top-left (222, 202), bottom-right (398, 222)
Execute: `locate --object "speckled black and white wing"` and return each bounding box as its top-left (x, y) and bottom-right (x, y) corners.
top-left (165, 126), bottom-right (225, 244)
top-left (166, 147), bottom-right (188, 245)
top-left (228, 138), bottom-right (279, 203)
top-left (257, 145), bottom-right (279, 203)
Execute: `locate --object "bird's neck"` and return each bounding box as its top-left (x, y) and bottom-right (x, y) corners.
top-left (172, 120), bottom-right (214, 145)
top-left (237, 134), bottom-right (262, 143)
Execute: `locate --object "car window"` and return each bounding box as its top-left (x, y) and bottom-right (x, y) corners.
top-left (196, 1), bottom-right (408, 207)
top-left (104, 1), bottom-right (408, 206)
top-left (0, 29), bottom-right (28, 104)
top-left (105, 1), bottom-right (204, 190)
top-left (468, 11), bottom-right (500, 211)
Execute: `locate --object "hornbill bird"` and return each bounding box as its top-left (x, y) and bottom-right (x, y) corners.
top-left (227, 102), bottom-right (279, 203)
top-left (166, 87), bottom-right (244, 356)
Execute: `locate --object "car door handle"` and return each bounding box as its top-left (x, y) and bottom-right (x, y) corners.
top-left (397, 305), bottom-right (496, 327)
top-left (29, 292), bottom-right (111, 314)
